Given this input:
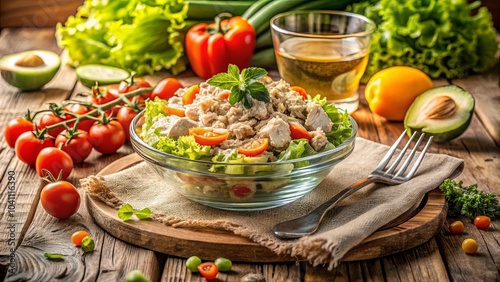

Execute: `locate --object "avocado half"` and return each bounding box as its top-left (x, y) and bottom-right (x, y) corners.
top-left (404, 85), bottom-right (475, 143)
top-left (0, 50), bottom-right (61, 91)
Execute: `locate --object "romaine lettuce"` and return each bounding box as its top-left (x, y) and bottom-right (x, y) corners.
top-left (56, 0), bottom-right (188, 75)
top-left (348, 0), bottom-right (498, 81)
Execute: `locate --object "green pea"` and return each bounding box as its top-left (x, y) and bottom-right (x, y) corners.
top-left (214, 257), bottom-right (232, 272)
top-left (125, 270), bottom-right (150, 282)
top-left (186, 256), bottom-right (202, 272)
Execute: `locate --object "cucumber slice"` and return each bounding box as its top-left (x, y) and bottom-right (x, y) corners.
top-left (76, 64), bottom-right (130, 88)
top-left (404, 85), bottom-right (475, 143)
top-left (0, 50), bottom-right (61, 91)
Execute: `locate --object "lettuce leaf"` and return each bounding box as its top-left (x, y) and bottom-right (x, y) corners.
top-left (348, 0), bottom-right (498, 81)
top-left (310, 95), bottom-right (353, 146)
top-left (155, 135), bottom-right (212, 160)
top-left (56, 0), bottom-right (188, 75)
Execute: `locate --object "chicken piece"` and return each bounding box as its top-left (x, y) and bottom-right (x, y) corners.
top-left (305, 102), bottom-right (333, 132)
top-left (229, 122), bottom-right (256, 140)
top-left (257, 117), bottom-right (291, 149)
top-left (310, 130), bottom-right (329, 151)
top-left (158, 116), bottom-right (199, 137)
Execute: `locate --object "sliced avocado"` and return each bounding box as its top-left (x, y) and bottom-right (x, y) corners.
top-left (76, 64), bottom-right (130, 88)
top-left (0, 50), bottom-right (61, 91)
top-left (404, 85), bottom-right (475, 143)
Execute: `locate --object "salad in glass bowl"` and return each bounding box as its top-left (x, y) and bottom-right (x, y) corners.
top-left (130, 66), bottom-right (357, 211)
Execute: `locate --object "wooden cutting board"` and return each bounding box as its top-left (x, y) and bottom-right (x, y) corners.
top-left (85, 153), bottom-right (448, 262)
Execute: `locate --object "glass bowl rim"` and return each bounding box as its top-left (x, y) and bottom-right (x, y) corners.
top-left (270, 10), bottom-right (376, 39)
top-left (129, 110), bottom-right (358, 167)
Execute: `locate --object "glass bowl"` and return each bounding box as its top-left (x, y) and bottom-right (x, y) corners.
top-left (130, 111), bottom-right (358, 211)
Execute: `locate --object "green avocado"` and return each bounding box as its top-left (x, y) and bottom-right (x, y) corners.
top-left (404, 85), bottom-right (475, 143)
top-left (0, 50), bottom-right (60, 91)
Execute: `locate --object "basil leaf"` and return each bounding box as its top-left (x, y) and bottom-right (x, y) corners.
top-left (227, 64), bottom-right (241, 80)
top-left (81, 236), bottom-right (95, 253)
top-left (247, 82), bottom-right (270, 103)
top-left (229, 86), bottom-right (245, 105)
top-left (135, 208), bottom-right (152, 220)
top-left (242, 67), bottom-right (268, 84)
top-left (118, 203), bottom-right (135, 221)
top-left (44, 253), bottom-right (64, 260)
top-left (207, 73), bottom-right (239, 90)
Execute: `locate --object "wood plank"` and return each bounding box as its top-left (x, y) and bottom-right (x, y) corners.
top-left (0, 0), bottom-right (82, 28)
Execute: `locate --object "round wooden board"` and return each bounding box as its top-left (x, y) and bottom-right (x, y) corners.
top-left (85, 153), bottom-right (448, 263)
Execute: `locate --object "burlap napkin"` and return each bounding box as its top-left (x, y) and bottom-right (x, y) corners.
top-left (81, 137), bottom-right (463, 269)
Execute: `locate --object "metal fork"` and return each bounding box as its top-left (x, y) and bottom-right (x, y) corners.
top-left (273, 130), bottom-right (434, 239)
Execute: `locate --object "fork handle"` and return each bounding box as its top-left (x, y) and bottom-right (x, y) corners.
top-left (311, 176), bottom-right (377, 224)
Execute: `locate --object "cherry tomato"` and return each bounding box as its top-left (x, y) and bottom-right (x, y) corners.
top-left (15, 131), bottom-right (54, 165)
top-left (87, 86), bottom-right (118, 116)
top-left (118, 78), bottom-right (152, 99)
top-left (289, 123), bottom-right (311, 141)
top-left (36, 147), bottom-right (74, 180)
top-left (182, 84), bottom-right (200, 105)
top-left (238, 138), bottom-right (269, 157)
top-left (218, 90), bottom-right (230, 100)
top-left (197, 262), bottom-right (218, 279)
top-left (38, 112), bottom-right (67, 138)
top-left (449, 221), bottom-right (464, 234)
top-left (40, 180), bottom-right (80, 219)
top-left (461, 238), bottom-right (478, 254)
top-left (188, 127), bottom-right (229, 146)
top-left (291, 86), bottom-right (307, 100)
top-left (71, 230), bottom-right (90, 247)
top-left (89, 120), bottom-right (126, 154)
top-left (64, 104), bottom-right (94, 132)
top-left (229, 185), bottom-right (254, 199)
top-left (3, 117), bottom-right (34, 148)
top-left (151, 78), bottom-right (182, 101)
top-left (117, 106), bottom-right (139, 140)
top-left (55, 129), bottom-right (93, 163)
top-left (474, 215), bottom-right (491, 230)
top-left (162, 105), bottom-right (185, 117)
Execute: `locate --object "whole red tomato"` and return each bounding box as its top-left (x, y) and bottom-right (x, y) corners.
top-left (38, 112), bottom-right (67, 138)
top-left (36, 147), bottom-right (74, 180)
top-left (89, 120), bottom-right (126, 154)
top-left (87, 86), bottom-right (119, 116)
top-left (40, 180), bottom-right (80, 219)
top-left (3, 117), bottom-right (34, 148)
top-left (64, 104), bottom-right (95, 132)
top-left (117, 106), bottom-right (139, 140)
top-left (55, 129), bottom-right (93, 163)
top-left (15, 131), bottom-right (54, 165)
top-left (150, 78), bottom-right (182, 101)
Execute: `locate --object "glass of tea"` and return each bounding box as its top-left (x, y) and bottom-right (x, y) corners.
top-left (271, 11), bottom-right (375, 113)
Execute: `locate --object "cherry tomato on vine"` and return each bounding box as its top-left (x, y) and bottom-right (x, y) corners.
top-left (449, 221), bottom-right (464, 234)
top-left (238, 138), bottom-right (269, 157)
top-left (197, 262), bottom-right (218, 279)
top-left (150, 78), bottom-right (182, 101)
top-left (3, 117), bottom-right (34, 148)
top-left (474, 216), bottom-right (491, 230)
top-left (116, 78), bottom-right (152, 100)
top-left (188, 127), bottom-right (229, 146)
top-left (15, 131), bottom-right (54, 165)
top-left (289, 123), bottom-right (311, 141)
top-left (55, 129), bottom-right (93, 163)
top-left (87, 86), bottom-right (118, 116)
top-left (64, 104), bottom-right (95, 132)
top-left (36, 147), bottom-right (74, 180)
top-left (40, 178), bottom-right (80, 219)
top-left (117, 106), bottom-right (139, 140)
top-left (38, 112), bottom-right (67, 138)
top-left (89, 120), bottom-right (126, 154)
top-left (71, 230), bottom-right (90, 247)
top-left (291, 86), bottom-right (308, 100)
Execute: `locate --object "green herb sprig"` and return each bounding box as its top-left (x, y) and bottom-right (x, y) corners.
top-left (439, 179), bottom-right (500, 219)
top-left (207, 64), bottom-right (270, 108)
top-left (118, 203), bottom-right (152, 221)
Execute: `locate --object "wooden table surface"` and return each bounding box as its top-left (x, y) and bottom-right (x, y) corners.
top-left (0, 28), bottom-right (499, 282)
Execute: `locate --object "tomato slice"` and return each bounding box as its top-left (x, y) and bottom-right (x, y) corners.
top-left (289, 123), bottom-right (311, 140)
top-left (238, 138), bottom-right (269, 157)
top-left (189, 128), bottom-right (229, 146)
top-left (291, 86), bottom-right (307, 100)
top-left (162, 104), bottom-right (185, 117)
top-left (197, 262), bottom-right (218, 279)
top-left (182, 84), bottom-right (200, 105)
